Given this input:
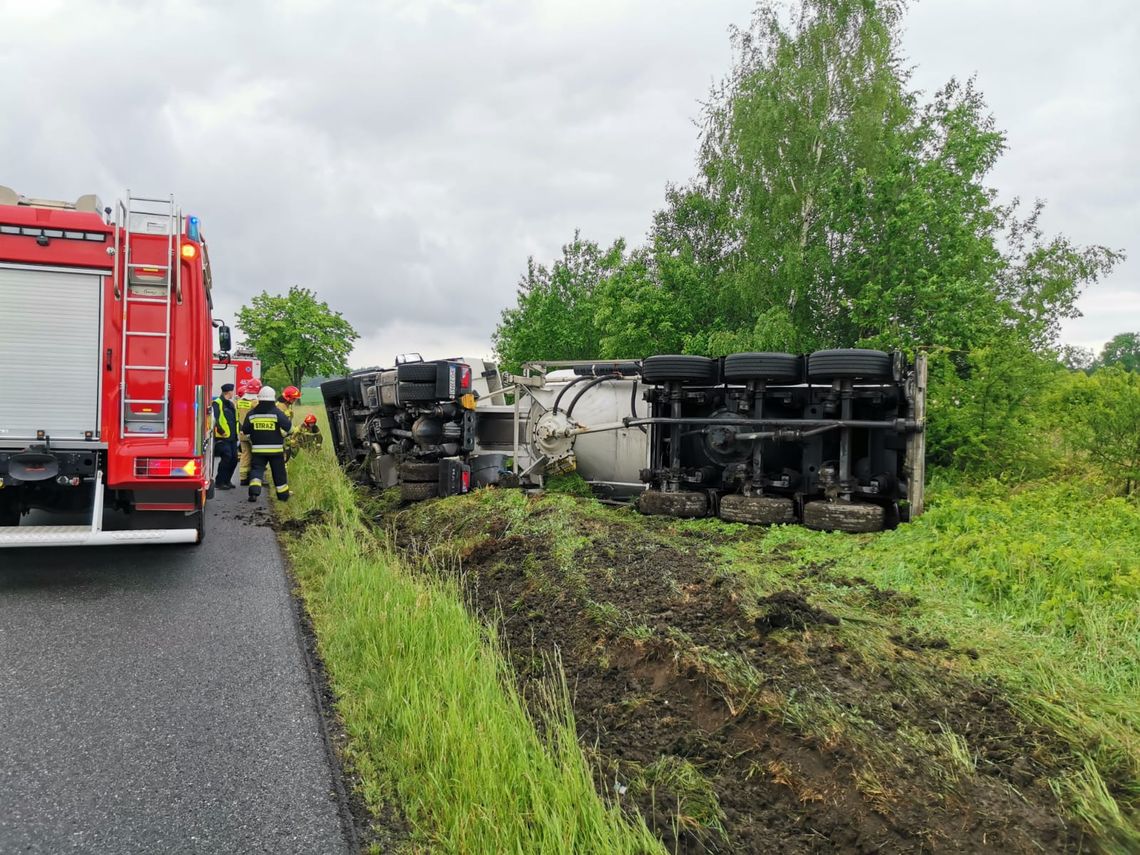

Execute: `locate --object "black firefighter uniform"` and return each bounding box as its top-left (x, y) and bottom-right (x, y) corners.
top-left (241, 402), bottom-right (293, 502)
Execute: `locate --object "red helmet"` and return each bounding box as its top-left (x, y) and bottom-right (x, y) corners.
top-left (303, 413), bottom-right (318, 426)
top-left (282, 385), bottom-right (302, 403)
top-left (240, 378), bottom-right (262, 396)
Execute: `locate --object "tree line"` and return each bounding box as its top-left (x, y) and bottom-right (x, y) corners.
top-left (492, 0), bottom-right (1136, 493)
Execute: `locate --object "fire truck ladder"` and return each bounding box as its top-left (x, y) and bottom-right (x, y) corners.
top-left (116, 192), bottom-right (180, 438)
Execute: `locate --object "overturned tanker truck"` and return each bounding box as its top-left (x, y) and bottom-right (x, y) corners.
top-left (321, 348), bottom-right (927, 533)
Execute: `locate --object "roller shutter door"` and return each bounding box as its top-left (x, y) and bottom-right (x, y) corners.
top-left (0, 266), bottom-right (102, 443)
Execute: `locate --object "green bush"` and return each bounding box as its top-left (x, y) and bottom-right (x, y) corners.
top-left (924, 342), bottom-right (1062, 480)
top-left (1051, 367), bottom-right (1140, 495)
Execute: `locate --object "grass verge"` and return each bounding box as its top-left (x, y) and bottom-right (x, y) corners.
top-left (275, 437), bottom-right (663, 854)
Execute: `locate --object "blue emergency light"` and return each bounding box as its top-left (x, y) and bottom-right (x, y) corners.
top-left (187, 215), bottom-right (201, 241)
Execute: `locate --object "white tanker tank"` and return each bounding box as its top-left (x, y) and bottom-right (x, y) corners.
top-left (472, 361), bottom-right (649, 497)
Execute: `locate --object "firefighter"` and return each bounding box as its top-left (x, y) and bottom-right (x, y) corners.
top-left (235, 378), bottom-right (262, 486)
top-left (242, 386), bottom-right (292, 503)
top-left (278, 385), bottom-right (303, 461)
top-left (277, 385), bottom-right (302, 421)
top-left (211, 383), bottom-right (238, 489)
top-left (293, 413), bottom-right (324, 452)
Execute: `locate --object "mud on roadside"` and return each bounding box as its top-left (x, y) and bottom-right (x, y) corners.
top-left (389, 491), bottom-right (1090, 854)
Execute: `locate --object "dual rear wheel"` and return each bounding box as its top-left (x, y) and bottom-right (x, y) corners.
top-left (399, 460), bottom-right (440, 502)
top-left (638, 491), bottom-right (885, 532)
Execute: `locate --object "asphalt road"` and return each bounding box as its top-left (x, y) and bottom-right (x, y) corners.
top-left (0, 488), bottom-right (353, 854)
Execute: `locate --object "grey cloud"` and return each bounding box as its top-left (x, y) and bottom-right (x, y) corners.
top-left (903, 0), bottom-right (1139, 351)
top-left (1, 0), bottom-right (1134, 369)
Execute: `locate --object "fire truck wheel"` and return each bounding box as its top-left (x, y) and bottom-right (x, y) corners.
top-left (400, 480), bottom-right (439, 502)
top-left (638, 489), bottom-right (708, 518)
top-left (640, 355), bottom-right (719, 386)
top-left (723, 352), bottom-right (802, 384)
top-left (397, 381), bottom-right (438, 402)
top-left (397, 362), bottom-right (439, 383)
top-left (807, 349), bottom-right (892, 381)
top-left (802, 500), bottom-right (885, 533)
top-left (719, 494), bottom-right (797, 525)
top-left (399, 461), bottom-right (440, 482)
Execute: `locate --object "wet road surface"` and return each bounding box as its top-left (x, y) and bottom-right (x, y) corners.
top-left (0, 488), bottom-right (352, 854)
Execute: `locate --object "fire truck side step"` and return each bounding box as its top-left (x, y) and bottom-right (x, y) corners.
top-left (125, 331), bottom-right (168, 338)
top-left (126, 263), bottom-right (171, 270)
top-left (0, 525), bottom-right (198, 548)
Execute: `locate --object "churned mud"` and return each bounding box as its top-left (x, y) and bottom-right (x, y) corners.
top-left (272, 507), bottom-right (327, 533)
top-left (389, 491), bottom-right (1089, 854)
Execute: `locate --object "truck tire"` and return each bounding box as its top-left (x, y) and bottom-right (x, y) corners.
top-left (319, 377), bottom-right (351, 401)
top-left (719, 494), bottom-right (796, 525)
top-left (803, 500), bottom-right (885, 533)
top-left (638, 490), bottom-right (708, 518)
top-left (723, 352), bottom-right (801, 384)
top-left (807, 349), bottom-right (891, 381)
top-left (397, 381), bottom-right (437, 402)
top-left (399, 460), bottom-right (440, 482)
top-left (400, 481), bottom-right (439, 502)
top-left (640, 355), bottom-right (718, 386)
top-left (397, 362), bottom-right (438, 383)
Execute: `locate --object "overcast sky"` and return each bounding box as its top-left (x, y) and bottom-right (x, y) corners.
top-left (1, 0), bottom-right (1136, 366)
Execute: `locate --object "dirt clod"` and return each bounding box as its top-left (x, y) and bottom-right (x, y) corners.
top-left (272, 508), bottom-right (327, 533)
top-left (754, 590), bottom-right (840, 633)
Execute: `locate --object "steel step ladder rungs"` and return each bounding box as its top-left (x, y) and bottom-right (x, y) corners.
top-left (117, 190), bottom-right (179, 438)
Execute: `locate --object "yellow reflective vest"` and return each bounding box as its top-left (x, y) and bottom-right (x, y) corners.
top-left (212, 396), bottom-right (233, 439)
top-left (235, 396), bottom-right (257, 436)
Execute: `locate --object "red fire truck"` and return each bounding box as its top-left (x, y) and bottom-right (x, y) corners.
top-left (213, 350), bottom-right (261, 398)
top-left (0, 186), bottom-right (229, 546)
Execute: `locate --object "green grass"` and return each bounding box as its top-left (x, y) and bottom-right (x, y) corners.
top-left (698, 475), bottom-right (1140, 850)
top-left (299, 385), bottom-right (324, 405)
top-left (276, 438), bottom-right (663, 854)
top-left (285, 409), bottom-right (1139, 849)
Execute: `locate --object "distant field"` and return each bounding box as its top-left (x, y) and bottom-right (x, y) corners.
top-left (300, 386), bottom-right (324, 405)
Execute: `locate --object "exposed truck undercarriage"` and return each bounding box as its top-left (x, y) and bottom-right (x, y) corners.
top-left (322, 349), bottom-right (926, 532)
